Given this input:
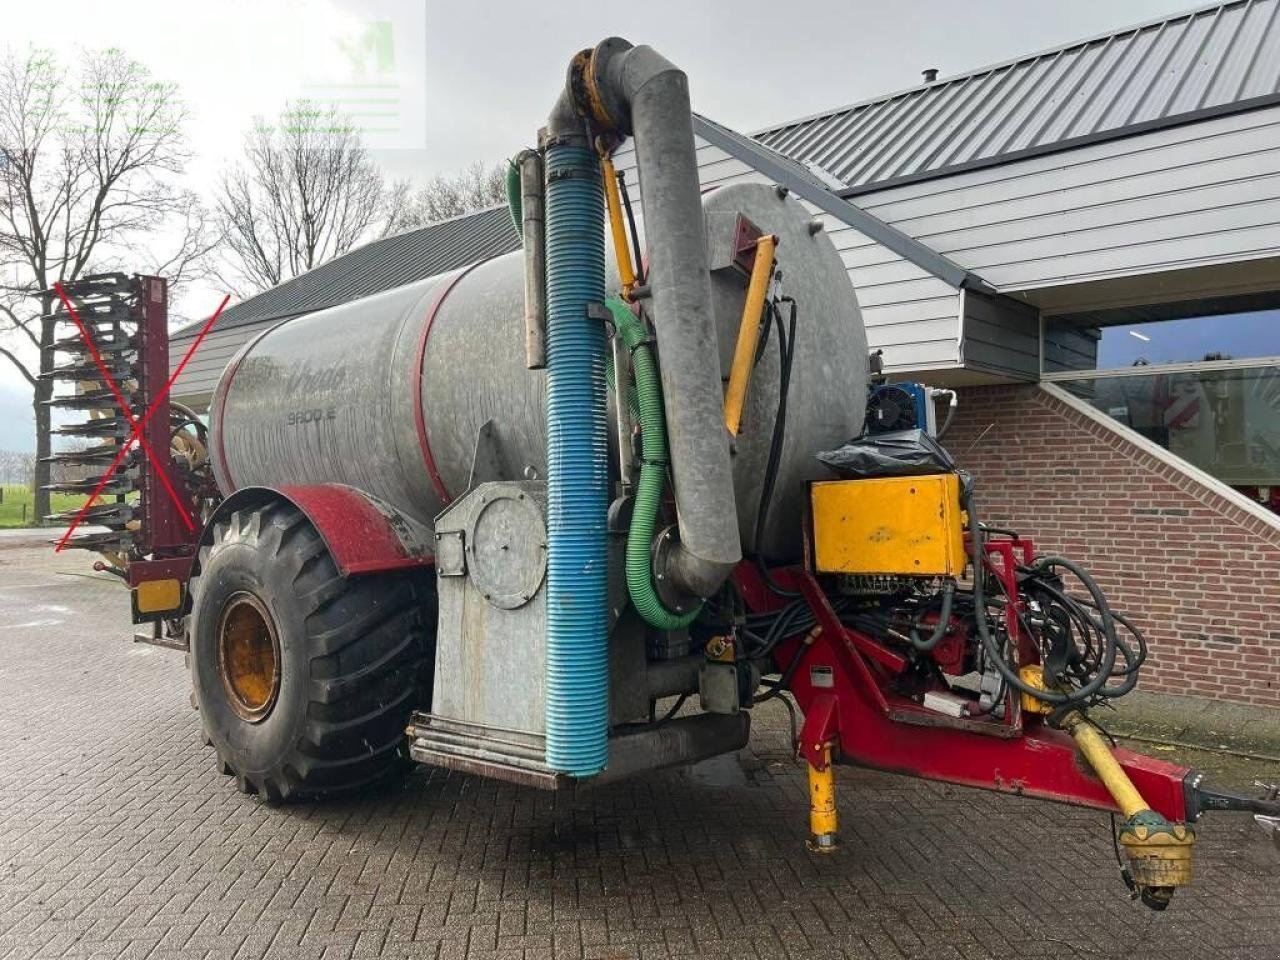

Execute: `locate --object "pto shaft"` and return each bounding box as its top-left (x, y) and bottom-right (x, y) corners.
top-left (1063, 711), bottom-right (1195, 910)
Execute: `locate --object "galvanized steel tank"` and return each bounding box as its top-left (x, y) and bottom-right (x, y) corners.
top-left (210, 182), bottom-right (868, 560)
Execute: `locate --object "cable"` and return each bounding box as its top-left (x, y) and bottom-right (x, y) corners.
top-left (616, 170), bottom-right (644, 282)
top-left (909, 579), bottom-right (955, 651)
top-left (654, 693), bottom-right (688, 725)
top-left (932, 389), bottom-right (958, 438)
top-left (965, 489), bottom-right (1128, 711)
top-left (978, 523), bottom-right (1021, 540)
top-left (754, 296), bottom-right (800, 598)
top-left (754, 684), bottom-right (800, 752)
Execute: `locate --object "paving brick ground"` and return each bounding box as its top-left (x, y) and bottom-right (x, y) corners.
top-left (1, 533), bottom-right (1277, 960)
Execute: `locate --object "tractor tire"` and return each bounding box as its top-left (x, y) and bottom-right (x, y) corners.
top-left (189, 499), bottom-right (434, 802)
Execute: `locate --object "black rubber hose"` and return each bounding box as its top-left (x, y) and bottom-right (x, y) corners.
top-left (909, 579), bottom-right (955, 651)
top-left (754, 297), bottom-right (800, 599)
top-left (616, 170), bottom-right (644, 281)
top-left (979, 524), bottom-right (1021, 540)
top-left (170, 418), bottom-right (203, 441)
top-left (965, 491), bottom-right (1116, 707)
top-left (1035, 585), bottom-right (1146, 698)
top-left (654, 693), bottom-right (688, 725)
top-left (756, 643), bottom-right (809, 703)
top-left (1031, 555), bottom-right (1121, 700)
top-left (937, 399), bottom-right (957, 438)
top-left (1072, 595), bottom-right (1149, 676)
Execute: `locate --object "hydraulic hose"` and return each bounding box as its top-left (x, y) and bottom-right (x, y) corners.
top-left (753, 298), bottom-right (799, 598)
top-left (604, 298), bottom-right (700, 630)
top-left (910, 579), bottom-right (955, 651)
top-left (965, 490), bottom-right (1119, 708)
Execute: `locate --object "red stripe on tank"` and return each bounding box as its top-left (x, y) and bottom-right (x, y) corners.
top-left (412, 260), bottom-right (487, 505)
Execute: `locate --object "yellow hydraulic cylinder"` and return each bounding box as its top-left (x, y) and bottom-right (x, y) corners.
top-left (806, 744), bottom-right (839, 853)
top-left (723, 235), bottom-right (777, 436)
top-left (598, 151), bottom-right (637, 301)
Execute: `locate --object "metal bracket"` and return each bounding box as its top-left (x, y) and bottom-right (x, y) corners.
top-left (435, 530), bottom-right (466, 577)
top-left (798, 693), bottom-right (840, 768)
top-left (467, 420), bottom-right (508, 491)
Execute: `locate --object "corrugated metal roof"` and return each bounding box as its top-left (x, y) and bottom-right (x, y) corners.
top-left (173, 204), bottom-right (520, 338)
top-left (755, 0), bottom-right (1280, 194)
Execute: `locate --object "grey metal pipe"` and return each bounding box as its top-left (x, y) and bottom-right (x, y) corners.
top-left (593, 713), bottom-right (749, 785)
top-left (644, 654), bottom-right (702, 700)
top-left (517, 149), bottom-right (547, 370)
top-left (577, 38), bottom-right (742, 601)
top-left (610, 328), bottom-right (634, 487)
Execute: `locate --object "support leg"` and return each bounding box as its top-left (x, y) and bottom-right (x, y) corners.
top-left (806, 744), bottom-right (839, 853)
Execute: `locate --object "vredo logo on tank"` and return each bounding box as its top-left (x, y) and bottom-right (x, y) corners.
top-left (283, 362), bottom-right (345, 427)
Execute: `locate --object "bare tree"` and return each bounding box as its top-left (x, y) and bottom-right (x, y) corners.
top-left (0, 450), bottom-right (35, 485)
top-left (0, 45), bottom-right (212, 522)
top-left (215, 100), bottom-right (405, 296)
top-left (402, 161), bottom-right (507, 228)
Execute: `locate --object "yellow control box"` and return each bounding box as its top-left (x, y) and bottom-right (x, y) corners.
top-left (811, 473), bottom-right (966, 576)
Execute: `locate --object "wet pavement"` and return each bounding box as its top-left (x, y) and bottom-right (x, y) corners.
top-left (0, 533), bottom-right (1278, 959)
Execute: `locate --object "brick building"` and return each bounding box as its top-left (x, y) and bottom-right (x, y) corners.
top-left (173, 1), bottom-right (1280, 707)
top-left (948, 384), bottom-right (1279, 707)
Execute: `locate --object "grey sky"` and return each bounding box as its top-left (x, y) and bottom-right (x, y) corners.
top-left (0, 0), bottom-right (1189, 449)
top-left (387, 0), bottom-right (1187, 179)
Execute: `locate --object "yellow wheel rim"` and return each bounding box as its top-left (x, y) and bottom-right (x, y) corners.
top-left (217, 592), bottom-right (280, 723)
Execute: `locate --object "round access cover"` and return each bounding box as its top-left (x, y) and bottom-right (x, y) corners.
top-left (466, 489), bottom-right (546, 609)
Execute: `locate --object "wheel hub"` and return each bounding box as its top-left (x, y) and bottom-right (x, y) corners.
top-left (217, 592), bottom-right (280, 723)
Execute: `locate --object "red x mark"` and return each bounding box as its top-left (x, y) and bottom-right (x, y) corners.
top-left (53, 286), bottom-right (230, 552)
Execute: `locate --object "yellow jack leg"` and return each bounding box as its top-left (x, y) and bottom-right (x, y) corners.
top-left (806, 744), bottom-right (839, 853)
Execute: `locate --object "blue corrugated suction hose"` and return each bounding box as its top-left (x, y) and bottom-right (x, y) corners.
top-left (543, 140), bottom-right (609, 776)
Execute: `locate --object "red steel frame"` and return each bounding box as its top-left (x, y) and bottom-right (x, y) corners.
top-left (133, 277), bottom-right (193, 556)
top-left (54, 279), bottom-right (227, 560)
top-left (736, 523), bottom-right (1192, 824)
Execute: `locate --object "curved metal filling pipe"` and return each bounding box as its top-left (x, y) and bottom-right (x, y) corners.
top-left (569, 38), bottom-right (742, 603)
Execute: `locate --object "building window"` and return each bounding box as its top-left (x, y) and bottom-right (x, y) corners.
top-left (1043, 310), bottom-right (1280, 515)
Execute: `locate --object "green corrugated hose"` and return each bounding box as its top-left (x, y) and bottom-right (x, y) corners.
top-left (604, 298), bottom-right (702, 630)
top-left (508, 157), bottom-right (693, 629)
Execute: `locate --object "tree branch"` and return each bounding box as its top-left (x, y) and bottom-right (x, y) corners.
top-left (0, 345), bottom-right (36, 386)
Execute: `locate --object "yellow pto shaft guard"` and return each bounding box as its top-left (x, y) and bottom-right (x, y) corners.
top-left (1061, 711), bottom-right (1195, 910)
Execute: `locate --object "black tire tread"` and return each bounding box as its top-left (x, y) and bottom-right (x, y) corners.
top-left (191, 499), bottom-right (433, 803)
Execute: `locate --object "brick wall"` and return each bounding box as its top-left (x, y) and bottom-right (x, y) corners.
top-left (947, 383), bottom-right (1280, 708)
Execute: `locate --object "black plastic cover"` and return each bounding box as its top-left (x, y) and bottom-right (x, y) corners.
top-left (816, 428), bottom-right (959, 479)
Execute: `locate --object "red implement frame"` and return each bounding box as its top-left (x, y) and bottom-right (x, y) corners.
top-left (133, 277), bottom-right (192, 556)
top-left (736, 527), bottom-right (1191, 823)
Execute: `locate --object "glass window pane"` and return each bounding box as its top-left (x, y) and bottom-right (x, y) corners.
top-left (1059, 365), bottom-right (1280, 514)
top-left (1045, 310), bottom-right (1280, 373)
